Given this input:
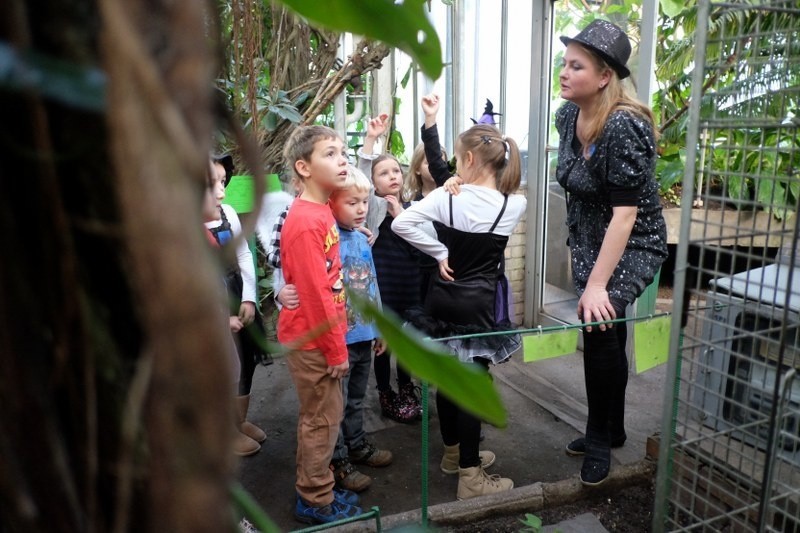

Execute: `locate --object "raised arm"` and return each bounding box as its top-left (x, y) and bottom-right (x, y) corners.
top-left (420, 94), bottom-right (451, 186)
top-left (357, 113), bottom-right (390, 179)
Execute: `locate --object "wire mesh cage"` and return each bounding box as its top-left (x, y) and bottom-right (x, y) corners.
top-left (654, 0), bottom-right (800, 531)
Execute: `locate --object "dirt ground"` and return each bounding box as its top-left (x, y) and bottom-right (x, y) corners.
top-left (442, 479), bottom-right (656, 532)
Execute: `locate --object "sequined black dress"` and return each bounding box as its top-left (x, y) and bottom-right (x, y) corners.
top-left (555, 102), bottom-right (668, 305)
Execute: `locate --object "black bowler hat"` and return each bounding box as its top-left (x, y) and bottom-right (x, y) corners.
top-left (212, 153), bottom-right (235, 187)
top-left (560, 19), bottom-right (631, 79)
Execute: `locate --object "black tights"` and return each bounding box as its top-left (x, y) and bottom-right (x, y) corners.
top-left (374, 350), bottom-right (411, 392)
top-left (582, 299), bottom-right (629, 447)
top-left (436, 360), bottom-right (489, 468)
top-left (236, 326), bottom-right (260, 396)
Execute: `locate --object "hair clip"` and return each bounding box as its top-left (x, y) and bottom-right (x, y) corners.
top-left (480, 135), bottom-right (492, 144)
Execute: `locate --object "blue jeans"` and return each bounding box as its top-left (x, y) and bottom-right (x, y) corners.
top-left (332, 340), bottom-right (373, 461)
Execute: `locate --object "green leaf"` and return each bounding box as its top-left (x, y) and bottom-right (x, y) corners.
top-left (757, 177), bottom-right (785, 210)
top-left (276, 0), bottom-right (443, 80)
top-left (389, 129), bottom-right (406, 160)
top-left (788, 179), bottom-right (799, 204)
top-left (656, 155), bottom-right (685, 191)
top-left (519, 513), bottom-right (543, 532)
top-left (727, 175), bottom-right (746, 203)
top-left (400, 63), bottom-right (413, 89)
top-left (262, 112), bottom-right (278, 132)
top-left (347, 292), bottom-right (508, 427)
top-left (292, 91), bottom-right (311, 108)
top-left (269, 104), bottom-right (304, 124)
top-left (660, 0), bottom-right (685, 18)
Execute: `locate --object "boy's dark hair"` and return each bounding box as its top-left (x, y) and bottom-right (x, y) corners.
top-left (283, 125), bottom-right (341, 180)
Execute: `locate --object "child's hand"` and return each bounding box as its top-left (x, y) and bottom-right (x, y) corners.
top-left (238, 301), bottom-right (256, 326)
top-left (373, 339), bottom-right (387, 356)
top-left (277, 284), bottom-right (300, 310)
top-left (444, 176), bottom-right (463, 196)
top-left (385, 195), bottom-right (404, 218)
top-left (421, 93), bottom-right (440, 118)
top-left (229, 316), bottom-right (244, 333)
top-left (438, 258), bottom-right (454, 282)
top-left (327, 360), bottom-right (350, 379)
top-left (366, 113), bottom-right (390, 140)
top-left (356, 225), bottom-right (377, 246)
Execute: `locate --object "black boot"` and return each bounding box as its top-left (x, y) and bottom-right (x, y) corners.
top-left (580, 439), bottom-right (610, 486)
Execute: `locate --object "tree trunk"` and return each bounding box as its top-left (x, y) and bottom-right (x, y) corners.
top-left (1, 1), bottom-right (237, 531)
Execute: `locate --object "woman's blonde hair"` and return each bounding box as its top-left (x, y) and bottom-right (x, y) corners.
top-left (403, 142), bottom-right (447, 202)
top-left (576, 43), bottom-right (658, 145)
top-left (456, 124), bottom-right (521, 195)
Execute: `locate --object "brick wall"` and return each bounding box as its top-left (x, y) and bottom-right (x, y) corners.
top-left (504, 187), bottom-right (528, 325)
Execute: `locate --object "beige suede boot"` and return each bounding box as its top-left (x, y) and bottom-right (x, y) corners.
top-left (440, 444), bottom-right (497, 474)
top-left (234, 431), bottom-right (261, 457)
top-left (237, 395), bottom-right (266, 443)
top-left (456, 466), bottom-right (513, 500)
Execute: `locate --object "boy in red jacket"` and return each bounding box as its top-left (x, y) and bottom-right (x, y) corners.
top-left (278, 125), bottom-right (362, 525)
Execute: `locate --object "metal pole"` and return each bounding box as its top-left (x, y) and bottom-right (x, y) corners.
top-left (450, 0), bottom-right (463, 147)
top-left (523, 0), bottom-right (556, 328)
top-left (637, 0), bottom-right (658, 106)
top-left (652, 1), bottom-right (712, 530)
top-left (333, 34), bottom-right (347, 136)
top-left (499, 0), bottom-right (508, 135)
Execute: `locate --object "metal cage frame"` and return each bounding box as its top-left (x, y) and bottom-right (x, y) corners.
top-left (655, 1), bottom-right (800, 531)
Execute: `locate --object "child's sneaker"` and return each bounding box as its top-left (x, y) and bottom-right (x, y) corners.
top-left (330, 459), bottom-right (372, 492)
top-left (333, 487), bottom-right (360, 506)
top-left (398, 382), bottom-right (423, 420)
top-left (238, 517), bottom-right (260, 533)
top-left (379, 388), bottom-right (419, 423)
top-left (349, 439), bottom-right (393, 467)
top-left (294, 495), bottom-right (362, 525)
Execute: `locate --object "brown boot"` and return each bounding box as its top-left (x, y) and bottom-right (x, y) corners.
top-left (456, 466), bottom-right (513, 500)
top-left (234, 431), bottom-right (261, 457)
top-left (330, 459), bottom-right (372, 492)
top-left (236, 395), bottom-right (266, 443)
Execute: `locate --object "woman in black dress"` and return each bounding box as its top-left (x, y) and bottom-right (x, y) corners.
top-left (555, 19), bottom-right (668, 486)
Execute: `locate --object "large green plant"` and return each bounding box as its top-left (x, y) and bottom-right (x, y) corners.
top-left (556, 0), bottom-right (800, 218)
top-left (655, 2), bottom-right (800, 217)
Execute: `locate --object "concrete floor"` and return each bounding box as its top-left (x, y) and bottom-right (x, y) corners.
top-left (237, 341), bottom-right (672, 532)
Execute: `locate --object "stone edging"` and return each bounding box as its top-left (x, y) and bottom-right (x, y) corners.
top-left (330, 458), bottom-right (656, 532)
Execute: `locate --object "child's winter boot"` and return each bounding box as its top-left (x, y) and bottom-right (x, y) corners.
top-left (440, 444), bottom-right (496, 474)
top-left (237, 394), bottom-right (267, 443)
top-left (456, 466), bottom-right (513, 500)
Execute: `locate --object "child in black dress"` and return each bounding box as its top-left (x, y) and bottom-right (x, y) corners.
top-left (392, 124), bottom-right (527, 500)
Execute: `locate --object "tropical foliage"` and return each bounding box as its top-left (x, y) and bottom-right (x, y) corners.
top-left (216, 0), bottom-right (445, 175)
top-left (216, 1), bottom-right (390, 173)
top-left (557, 0), bottom-right (800, 218)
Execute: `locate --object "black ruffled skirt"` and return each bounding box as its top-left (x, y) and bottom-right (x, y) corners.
top-left (404, 306), bottom-right (520, 365)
